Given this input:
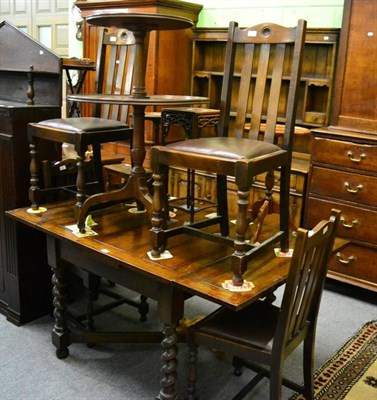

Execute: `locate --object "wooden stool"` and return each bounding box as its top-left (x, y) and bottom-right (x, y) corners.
top-left (144, 111), bottom-right (163, 145)
top-left (161, 107), bottom-right (220, 141)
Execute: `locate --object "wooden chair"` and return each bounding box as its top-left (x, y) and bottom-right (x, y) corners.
top-left (150, 20), bottom-right (307, 286)
top-left (28, 27), bottom-right (136, 218)
top-left (186, 209), bottom-right (341, 400)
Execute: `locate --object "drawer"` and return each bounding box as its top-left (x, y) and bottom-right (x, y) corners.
top-left (303, 112), bottom-right (326, 126)
top-left (311, 137), bottom-right (377, 173)
top-left (310, 166), bottom-right (377, 208)
top-left (328, 243), bottom-right (377, 286)
top-left (305, 197), bottom-right (377, 244)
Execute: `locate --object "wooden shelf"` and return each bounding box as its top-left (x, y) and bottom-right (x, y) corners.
top-left (191, 27), bottom-right (340, 137)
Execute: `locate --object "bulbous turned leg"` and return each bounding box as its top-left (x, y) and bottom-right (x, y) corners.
top-left (74, 153), bottom-right (87, 226)
top-left (29, 142), bottom-right (41, 211)
top-left (150, 172), bottom-right (166, 258)
top-left (138, 295), bottom-right (149, 322)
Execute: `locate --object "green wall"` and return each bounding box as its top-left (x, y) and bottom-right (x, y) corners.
top-left (195, 0), bottom-right (344, 28)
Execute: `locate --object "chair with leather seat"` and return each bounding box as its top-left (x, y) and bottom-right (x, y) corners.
top-left (28, 27), bottom-right (136, 219)
top-left (150, 20), bottom-right (307, 287)
top-left (185, 209), bottom-right (341, 400)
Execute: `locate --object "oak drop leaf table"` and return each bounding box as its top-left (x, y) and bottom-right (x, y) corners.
top-left (7, 201), bottom-right (291, 400)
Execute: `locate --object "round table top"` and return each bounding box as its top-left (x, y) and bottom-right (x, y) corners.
top-left (86, 13), bottom-right (194, 32)
top-left (68, 94), bottom-right (209, 106)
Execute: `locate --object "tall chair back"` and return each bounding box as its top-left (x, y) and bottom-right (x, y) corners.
top-left (92, 28), bottom-right (136, 123)
top-left (276, 208), bottom-right (341, 354)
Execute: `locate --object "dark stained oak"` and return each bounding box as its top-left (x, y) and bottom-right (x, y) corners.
top-left (0, 21), bottom-right (62, 325)
top-left (304, 0), bottom-right (377, 292)
top-left (7, 200), bottom-right (292, 399)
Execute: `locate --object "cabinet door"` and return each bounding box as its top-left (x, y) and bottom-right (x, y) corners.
top-left (331, 0), bottom-right (377, 133)
top-left (0, 0), bottom-right (69, 57)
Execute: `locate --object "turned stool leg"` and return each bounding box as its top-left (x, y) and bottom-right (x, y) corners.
top-left (150, 171), bottom-right (166, 257)
top-left (74, 152), bottom-right (87, 221)
top-left (29, 142), bottom-right (41, 211)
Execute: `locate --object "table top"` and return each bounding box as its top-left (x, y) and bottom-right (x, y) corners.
top-left (68, 94), bottom-right (209, 106)
top-left (62, 58), bottom-right (96, 71)
top-left (6, 201), bottom-right (291, 310)
top-left (87, 13), bottom-right (194, 32)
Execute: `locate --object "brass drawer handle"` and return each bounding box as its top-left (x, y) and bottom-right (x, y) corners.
top-left (344, 182), bottom-right (363, 194)
top-left (336, 252), bottom-right (357, 265)
top-left (347, 151), bottom-right (366, 163)
top-left (340, 216), bottom-right (359, 229)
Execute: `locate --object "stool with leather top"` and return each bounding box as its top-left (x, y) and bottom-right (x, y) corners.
top-left (28, 27), bottom-right (136, 219)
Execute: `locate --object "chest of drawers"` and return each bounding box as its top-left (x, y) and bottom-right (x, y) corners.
top-left (304, 0), bottom-right (377, 292)
top-left (305, 128), bottom-right (377, 291)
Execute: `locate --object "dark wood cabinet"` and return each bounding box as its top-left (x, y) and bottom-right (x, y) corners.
top-left (305, 0), bottom-right (377, 291)
top-left (0, 21), bottom-right (62, 324)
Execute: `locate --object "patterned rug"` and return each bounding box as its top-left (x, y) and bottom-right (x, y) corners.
top-left (290, 320), bottom-right (377, 400)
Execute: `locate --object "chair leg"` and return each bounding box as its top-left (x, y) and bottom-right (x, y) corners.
top-left (279, 165), bottom-right (291, 252)
top-left (186, 344), bottom-right (199, 400)
top-left (216, 174), bottom-right (229, 237)
top-left (303, 332), bottom-right (315, 400)
top-left (231, 187), bottom-right (250, 286)
top-left (92, 143), bottom-right (104, 191)
top-left (186, 169), bottom-right (196, 223)
top-left (232, 356), bottom-right (244, 376)
top-left (269, 360), bottom-right (283, 400)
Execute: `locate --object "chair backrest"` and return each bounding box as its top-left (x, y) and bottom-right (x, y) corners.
top-left (218, 20), bottom-right (306, 155)
top-left (275, 209), bottom-right (341, 353)
top-left (92, 27), bottom-right (137, 123)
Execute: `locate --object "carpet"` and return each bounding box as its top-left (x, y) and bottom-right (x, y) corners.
top-left (291, 320), bottom-right (377, 400)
